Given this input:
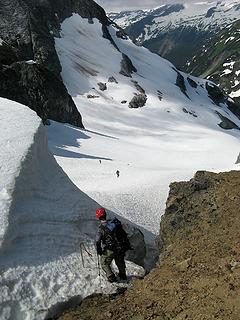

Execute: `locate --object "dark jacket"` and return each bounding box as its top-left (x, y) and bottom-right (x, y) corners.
top-left (96, 218), bottom-right (131, 255)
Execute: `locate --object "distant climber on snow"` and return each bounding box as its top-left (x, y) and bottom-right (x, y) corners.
top-left (116, 170), bottom-right (120, 178)
top-left (95, 207), bottom-right (131, 283)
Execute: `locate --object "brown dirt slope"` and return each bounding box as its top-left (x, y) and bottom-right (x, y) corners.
top-left (59, 170), bottom-right (240, 320)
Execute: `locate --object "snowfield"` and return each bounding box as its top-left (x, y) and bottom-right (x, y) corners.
top-left (50, 14), bottom-right (240, 238)
top-left (0, 98), bottom-right (144, 320)
top-left (1, 13), bottom-right (240, 320)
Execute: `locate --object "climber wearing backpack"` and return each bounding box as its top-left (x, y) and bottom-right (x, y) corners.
top-left (95, 207), bottom-right (131, 283)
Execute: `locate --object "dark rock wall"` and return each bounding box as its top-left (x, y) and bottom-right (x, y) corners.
top-left (0, 0), bottom-right (109, 126)
top-left (0, 61), bottom-right (82, 125)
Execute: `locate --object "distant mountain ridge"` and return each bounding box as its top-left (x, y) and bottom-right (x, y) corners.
top-left (109, 1), bottom-right (240, 73)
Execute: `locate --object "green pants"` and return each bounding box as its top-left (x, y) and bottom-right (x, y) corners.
top-left (100, 249), bottom-right (126, 279)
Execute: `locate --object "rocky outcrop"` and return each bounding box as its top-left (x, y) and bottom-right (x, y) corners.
top-left (226, 98), bottom-right (240, 120)
top-left (187, 76), bottom-right (198, 88)
top-left (97, 82), bottom-right (107, 91)
top-left (206, 82), bottom-right (240, 122)
top-left (129, 94), bottom-right (147, 108)
top-left (216, 111), bottom-right (239, 130)
top-left (206, 82), bottom-right (226, 105)
top-left (131, 80), bottom-right (146, 95)
top-left (0, 0), bottom-right (110, 126)
top-left (175, 70), bottom-right (190, 99)
top-left (59, 170), bottom-right (240, 319)
top-left (120, 53), bottom-right (137, 77)
top-left (108, 76), bottom-right (118, 83)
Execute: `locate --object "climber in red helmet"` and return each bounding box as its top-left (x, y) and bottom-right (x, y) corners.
top-left (95, 207), bottom-right (131, 283)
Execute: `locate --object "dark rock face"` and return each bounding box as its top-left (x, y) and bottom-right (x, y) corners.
top-left (187, 77), bottom-right (198, 88)
top-left (120, 53), bottom-right (137, 77)
top-left (0, 0), bottom-right (109, 126)
top-left (226, 98), bottom-right (240, 120)
top-left (0, 42), bottom-right (18, 65)
top-left (206, 82), bottom-right (226, 105)
top-left (215, 111), bottom-right (239, 130)
top-left (175, 70), bottom-right (190, 99)
top-left (0, 62), bottom-right (82, 126)
top-left (206, 82), bottom-right (240, 122)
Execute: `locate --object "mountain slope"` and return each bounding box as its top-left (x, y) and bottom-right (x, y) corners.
top-left (186, 20), bottom-right (240, 100)
top-left (1, 2), bottom-right (240, 319)
top-left (109, 1), bottom-right (240, 71)
top-left (47, 13), bottom-right (240, 252)
top-left (54, 13), bottom-right (240, 133)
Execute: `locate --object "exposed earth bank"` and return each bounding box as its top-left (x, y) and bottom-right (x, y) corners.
top-left (58, 170), bottom-right (240, 320)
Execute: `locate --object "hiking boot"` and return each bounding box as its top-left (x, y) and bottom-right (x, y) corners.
top-left (107, 274), bottom-right (117, 283)
top-left (118, 273), bottom-right (127, 280)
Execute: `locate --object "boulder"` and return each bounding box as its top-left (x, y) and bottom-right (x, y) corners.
top-left (129, 94), bottom-right (147, 108)
top-left (97, 82), bottom-right (107, 91)
top-left (124, 224), bottom-right (146, 267)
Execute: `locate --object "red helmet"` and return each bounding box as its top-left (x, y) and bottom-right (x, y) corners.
top-left (96, 207), bottom-right (106, 219)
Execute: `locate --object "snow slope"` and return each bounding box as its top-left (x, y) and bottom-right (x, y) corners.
top-left (0, 98), bottom-right (144, 319)
top-left (49, 16), bottom-right (240, 245)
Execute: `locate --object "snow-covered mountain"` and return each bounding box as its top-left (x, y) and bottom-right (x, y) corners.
top-left (109, 1), bottom-right (240, 70)
top-left (1, 1), bottom-right (240, 319)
